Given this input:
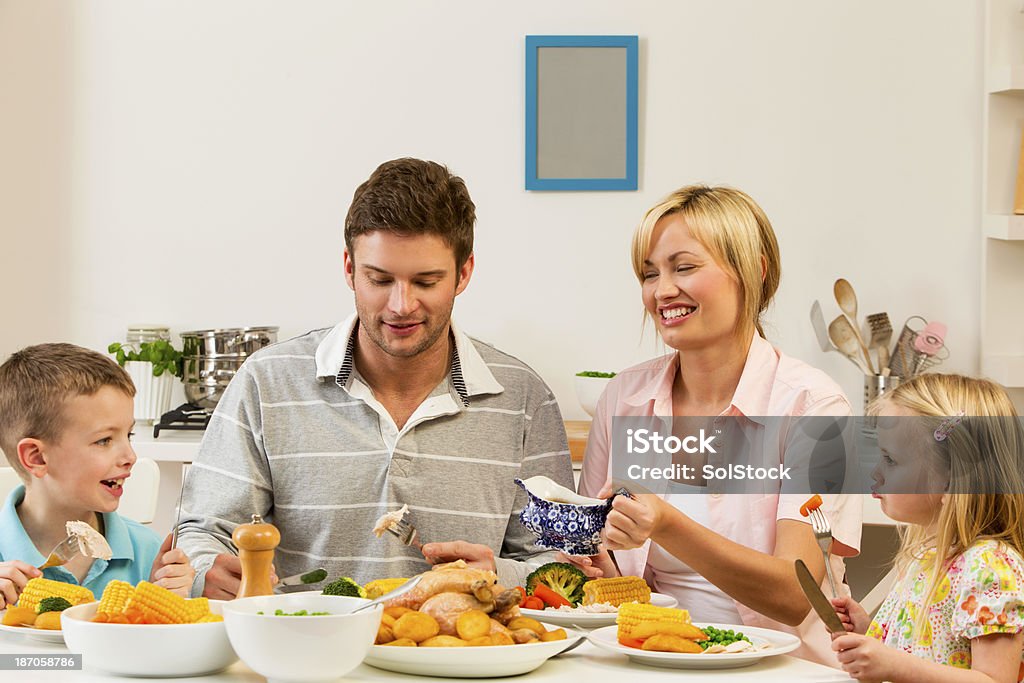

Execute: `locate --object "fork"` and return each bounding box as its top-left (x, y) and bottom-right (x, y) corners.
top-left (38, 535), bottom-right (80, 570)
top-left (386, 512), bottom-right (423, 552)
top-left (808, 507), bottom-right (838, 598)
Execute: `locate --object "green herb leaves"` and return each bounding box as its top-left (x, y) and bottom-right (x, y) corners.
top-left (108, 341), bottom-right (184, 378)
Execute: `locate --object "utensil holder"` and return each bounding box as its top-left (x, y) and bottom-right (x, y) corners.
top-left (863, 374), bottom-right (901, 428)
top-left (887, 316), bottom-right (928, 378)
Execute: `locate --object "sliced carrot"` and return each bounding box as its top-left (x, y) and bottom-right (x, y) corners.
top-left (800, 494), bottom-right (823, 517)
top-left (522, 596), bottom-right (545, 611)
top-left (515, 586), bottom-right (527, 607)
top-left (618, 637), bottom-right (646, 649)
top-left (532, 584), bottom-right (571, 608)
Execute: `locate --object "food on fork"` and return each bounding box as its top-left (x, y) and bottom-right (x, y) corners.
top-left (65, 520), bottom-right (113, 560)
top-left (799, 494), bottom-right (823, 517)
top-left (373, 504), bottom-right (409, 538)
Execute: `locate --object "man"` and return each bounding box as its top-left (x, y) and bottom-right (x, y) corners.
top-left (177, 158), bottom-right (573, 598)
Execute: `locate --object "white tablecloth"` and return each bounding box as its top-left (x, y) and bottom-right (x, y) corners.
top-left (0, 629), bottom-right (851, 683)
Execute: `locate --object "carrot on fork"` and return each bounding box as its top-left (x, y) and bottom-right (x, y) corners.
top-left (799, 494), bottom-right (823, 517)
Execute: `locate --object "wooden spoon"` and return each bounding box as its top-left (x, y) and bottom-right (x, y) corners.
top-left (828, 316), bottom-right (870, 374)
top-left (833, 279), bottom-right (876, 374)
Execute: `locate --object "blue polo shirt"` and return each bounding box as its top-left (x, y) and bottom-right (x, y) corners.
top-left (0, 485), bottom-right (161, 597)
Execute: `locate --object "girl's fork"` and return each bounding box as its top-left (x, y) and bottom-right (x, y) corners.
top-left (38, 535), bottom-right (80, 570)
top-left (808, 507), bottom-right (838, 598)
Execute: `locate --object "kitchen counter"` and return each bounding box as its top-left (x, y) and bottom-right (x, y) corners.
top-left (0, 630), bottom-right (850, 682)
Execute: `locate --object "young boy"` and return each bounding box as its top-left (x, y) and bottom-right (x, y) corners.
top-left (0, 343), bottom-right (193, 607)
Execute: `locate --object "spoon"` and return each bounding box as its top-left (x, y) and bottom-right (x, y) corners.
top-left (828, 316), bottom-right (870, 374)
top-left (832, 279), bottom-right (875, 374)
top-left (351, 574), bottom-right (423, 614)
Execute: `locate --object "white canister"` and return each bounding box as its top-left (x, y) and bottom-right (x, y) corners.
top-left (124, 360), bottom-right (175, 423)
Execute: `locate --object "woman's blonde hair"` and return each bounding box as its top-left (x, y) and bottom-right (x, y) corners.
top-left (869, 373), bottom-right (1024, 639)
top-left (630, 184), bottom-right (781, 339)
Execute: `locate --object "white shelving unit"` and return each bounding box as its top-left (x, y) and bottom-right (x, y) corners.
top-left (981, 0), bottom-right (1024, 398)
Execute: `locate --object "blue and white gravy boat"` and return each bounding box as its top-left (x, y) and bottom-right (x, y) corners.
top-left (514, 476), bottom-right (614, 556)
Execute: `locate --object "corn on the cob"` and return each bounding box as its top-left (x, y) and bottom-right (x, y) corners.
top-left (97, 580), bottom-right (135, 615)
top-left (582, 576), bottom-right (651, 607)
top-left (193, 613), bottom-right (224, 623)
top-left (16, 578), bottom-right (94, 613)
top-left (617, 603), bottom-right (691, 640)
top-left (364, 578), bottom-right (408, 600)
top-left (124, 581), bottom-right (189, 625)
top-left (184, 597), bottom-right (211, 623)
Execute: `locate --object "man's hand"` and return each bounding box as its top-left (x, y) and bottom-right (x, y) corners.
top-left (555, 548), bottom-right (619, 579)
top-left (832, 632), bottom-right (905, 682)
top-left (201, 553), bottom-right (278, 599)
top-left (149, 533), bottom-right (196, 598)
top-left (830, 595), bottom-right (871, 634)
top-left (421, 541), bottom-right (496, 571)
top-left (0, 560), bottom-right (41, 609)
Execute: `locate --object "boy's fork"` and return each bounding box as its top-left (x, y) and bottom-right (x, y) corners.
top-left (808, 507), bottom-right (838, 598)
top-left (38, 535), bottom-right (80, 570)
top-left (386, 514), bottom-right (423, 552)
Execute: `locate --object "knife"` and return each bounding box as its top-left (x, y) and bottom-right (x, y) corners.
top-left (275, 568), bottom-right (328, 589)
top-left (795, 559), bottom-right (846, 634)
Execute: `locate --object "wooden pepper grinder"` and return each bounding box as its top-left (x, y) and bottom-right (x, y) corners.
top-left (232, 513), bottom-right (280, 598)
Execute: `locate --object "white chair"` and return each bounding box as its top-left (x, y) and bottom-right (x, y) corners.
top-left (0, 458), bottom-right (159, 525)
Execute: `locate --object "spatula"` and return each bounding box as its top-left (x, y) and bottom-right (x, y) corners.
top-left (810, 300), bottom-right (834, 353)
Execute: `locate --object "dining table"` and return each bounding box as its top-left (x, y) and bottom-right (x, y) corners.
top-left (1, 628), bottom-right (852, 683)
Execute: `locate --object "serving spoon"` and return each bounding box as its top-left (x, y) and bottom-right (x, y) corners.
top-left (350, 575), bottom-right (423, 614)
top-left (832, 279), bottom-right (875, 374)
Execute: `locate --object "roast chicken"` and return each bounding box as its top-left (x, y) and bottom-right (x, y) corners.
top-left (384, 560), bottom-right (523, 636)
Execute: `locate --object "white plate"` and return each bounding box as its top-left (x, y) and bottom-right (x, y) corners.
top-left (364, 627), bottom-right (584, 678)
top-left (587, 622), bottom-right (800, 670)
top-left (520, 592), bottom-right (678, 628)
top-left (0, 611), bottom-right (65, 643)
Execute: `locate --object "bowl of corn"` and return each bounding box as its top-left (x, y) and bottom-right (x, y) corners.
top-left (61, 580), bottom-right (236, 677)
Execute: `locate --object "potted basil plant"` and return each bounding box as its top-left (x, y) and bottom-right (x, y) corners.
top-left (108, 340), bottom-right (184, 423)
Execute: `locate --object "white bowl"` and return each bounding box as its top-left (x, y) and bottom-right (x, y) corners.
top-left (222, 593), bottom-right (380, 683)
top-left (574, 375), bottom-right (612, 417)
top-left (61, 600), bottom-right (237, 677)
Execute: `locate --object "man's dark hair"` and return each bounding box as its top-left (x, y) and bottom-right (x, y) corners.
top-left (344, 158), bottom-right (475, 269)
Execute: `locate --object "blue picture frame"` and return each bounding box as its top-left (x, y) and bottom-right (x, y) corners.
top-left (525, 35), bottom-right (638, 191)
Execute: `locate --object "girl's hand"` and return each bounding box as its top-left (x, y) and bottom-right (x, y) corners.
top-left (832, 633), bottom-right (904, 682)
top-left (555, 548), bottom-right (619, 579)
top-left (0, 560), bottom-right (41, 608)
top-left (599, 486), bottom-right (665, 551)
top-left (830, 595), bottom-right (871, 634)
top-left (149, 534), bottom-right (196, 598)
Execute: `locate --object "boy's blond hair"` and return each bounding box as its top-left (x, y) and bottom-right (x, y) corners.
top-left (0, 343), bottom-right (135, 481)
top-left (869, 373), bottom-right (1024, 641)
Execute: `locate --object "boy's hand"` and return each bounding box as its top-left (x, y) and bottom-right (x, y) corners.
top-left (201, 553), bottom-right (278, 600)
top-left (830, 595), bottom-right (871, 634)
top-left (0, 560), bottom-right (41, 608)
top-left (149, 533), bottom-right (195, 598)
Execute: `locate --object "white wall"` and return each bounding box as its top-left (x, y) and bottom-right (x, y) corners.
top-left (1, 0), bottom-right (983, 418)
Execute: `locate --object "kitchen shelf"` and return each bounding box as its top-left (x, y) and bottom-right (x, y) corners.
top-left (982, 354), bottom-right (1024, 386)
top-left (984, 214), bottom-right (1024, 239)
top-left (989, 64), bottom-right (1024, 93)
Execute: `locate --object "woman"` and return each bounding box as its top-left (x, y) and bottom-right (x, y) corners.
top-left (573, 184), bottom-right (862, 666)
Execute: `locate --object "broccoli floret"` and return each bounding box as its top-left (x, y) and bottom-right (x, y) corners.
top-left (37, 597), bottom-right (73, 614)
top-left (300, 568), bottom-right (328, 585)
top-left (525, 562), bottom-right (588, 606)
top-left (322, 577), bottom-right (366, 598)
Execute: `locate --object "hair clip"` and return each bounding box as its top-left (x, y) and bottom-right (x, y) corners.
top-left (934, 411), bottom-right (965, 442)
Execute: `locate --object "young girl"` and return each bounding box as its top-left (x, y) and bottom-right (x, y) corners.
top-left (831, 374), bottom-right (1024, 683)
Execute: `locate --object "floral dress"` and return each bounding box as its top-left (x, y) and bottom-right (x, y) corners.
top-left (868, 540), bottom-right (1024, 678)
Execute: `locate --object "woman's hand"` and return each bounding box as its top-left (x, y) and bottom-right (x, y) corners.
top-left (600, 487), bottom-right (667, 551)
top-left (555, 548), bottom-right (619, 579)
top-left (149, 534), bottom-right (197, 597)
top-left (831, 595), bottom-right (871, 635)
top-left (0, 560), bottom-right (41, 608)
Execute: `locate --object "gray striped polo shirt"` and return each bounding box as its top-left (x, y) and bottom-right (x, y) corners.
top-left (177, 317), bottom-right (574, 595)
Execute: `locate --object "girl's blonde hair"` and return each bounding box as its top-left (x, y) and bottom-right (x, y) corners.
top-left (630, 184), bottom-right (781, 340)
top-left (869, 373), bottom-right (1024, 639)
